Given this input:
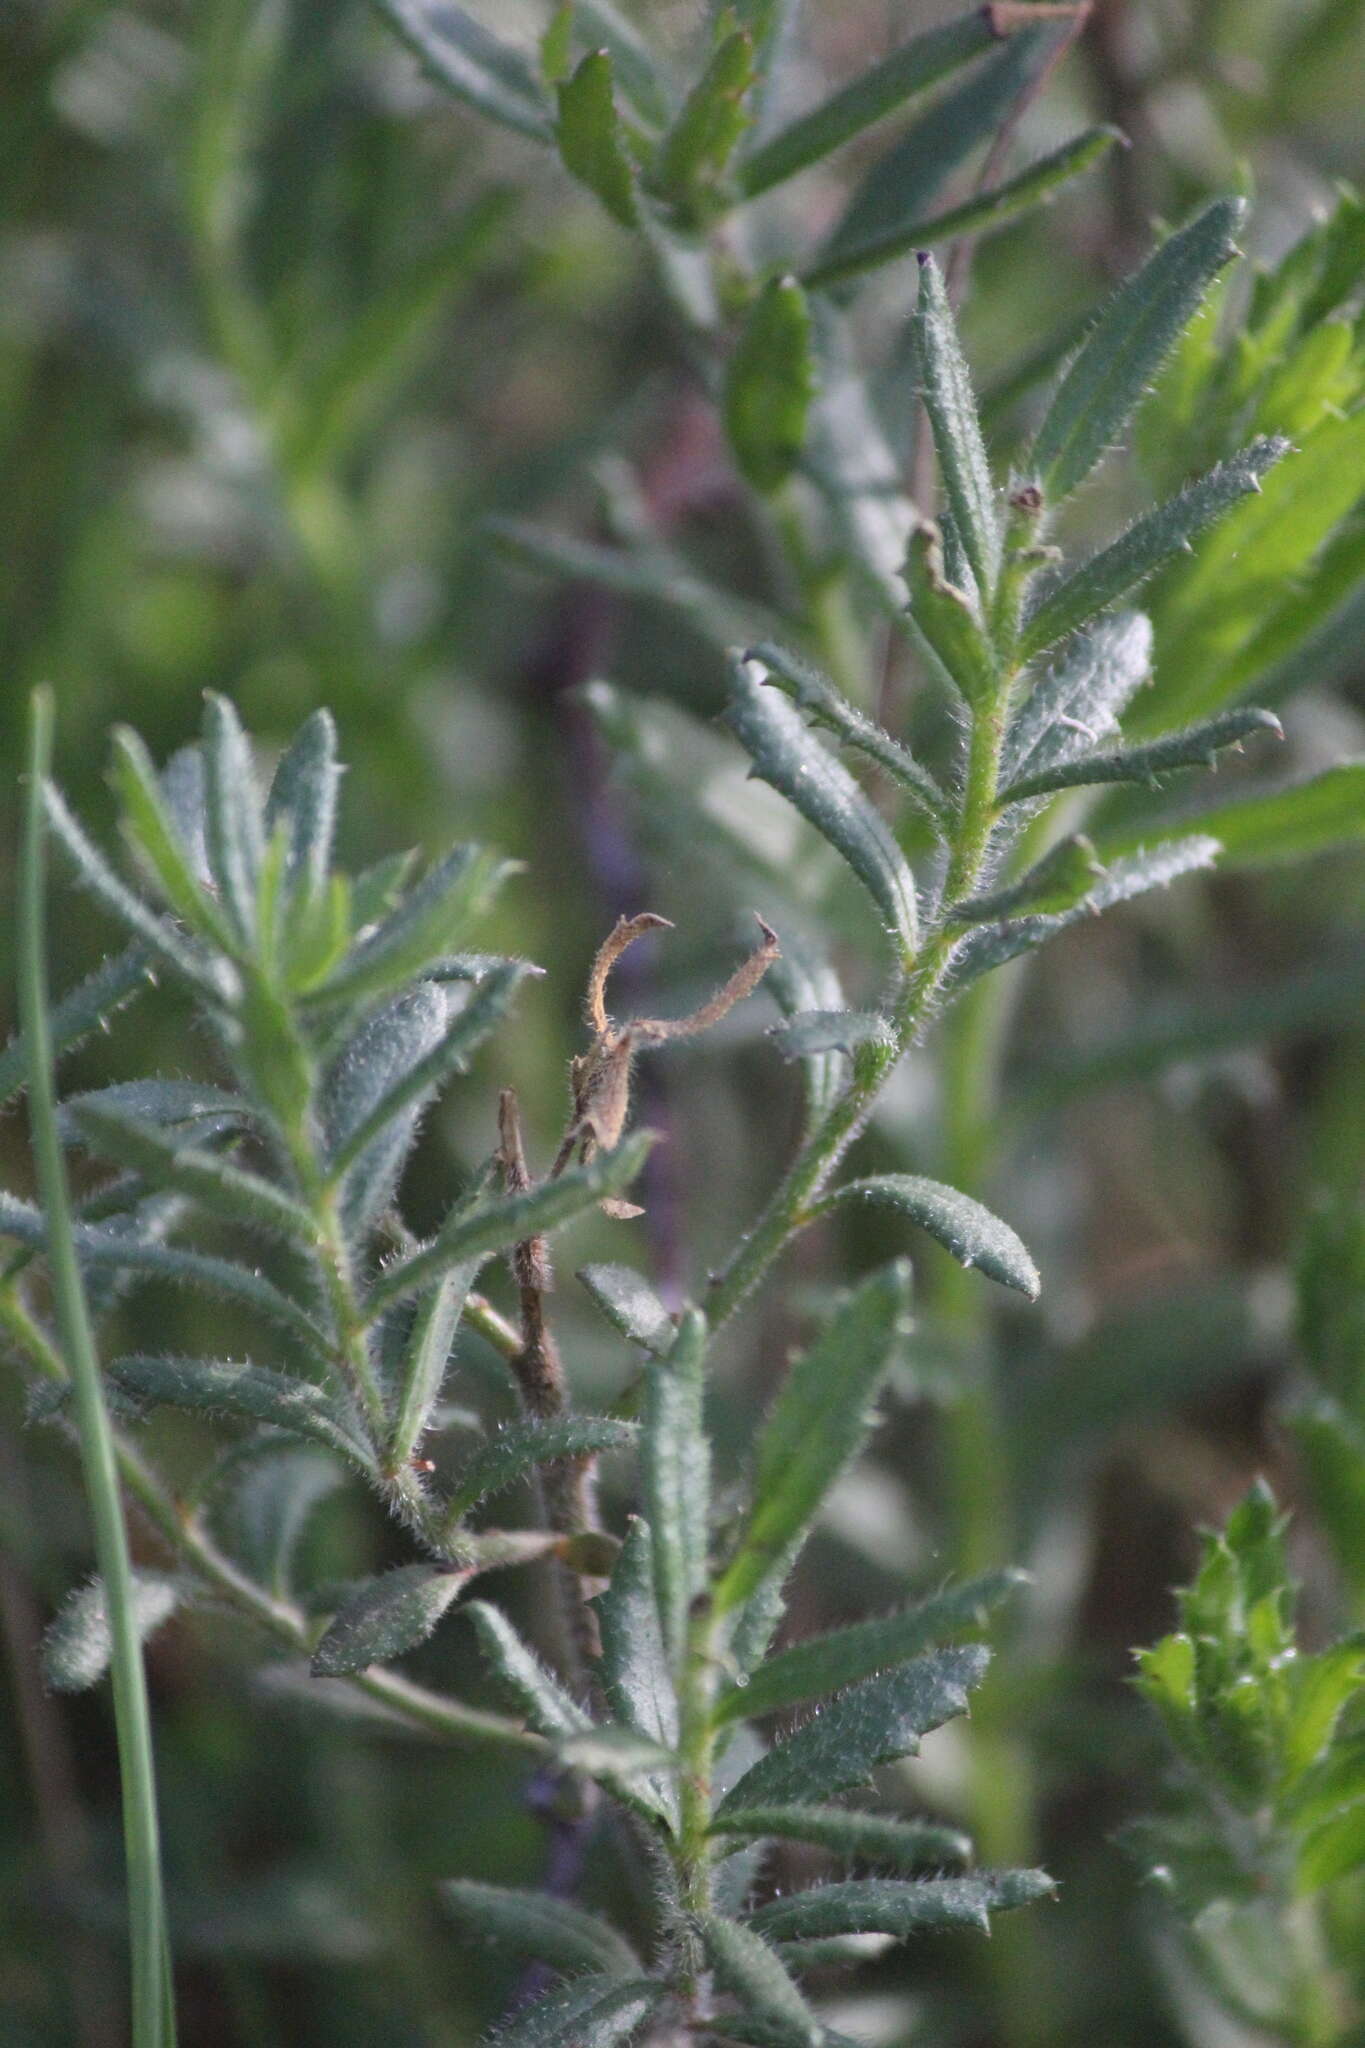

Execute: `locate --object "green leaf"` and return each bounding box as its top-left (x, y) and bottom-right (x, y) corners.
top-left (368, 1132), bottom-right (654, 1314)
top-left (576, 1), bottom-right (675, 128)
top-left (1297, 1799), bottom-right (1365, 1893)
top-left (220, 1444), bottom-right (344, 1595)
top-left (945, 837), bottom-right (1222, 993)
top-left (445, 1417), bottom-right (636, 1519)
top-left (308, 844), bottom-right (511, 1008)
top-left (749, 1870), bottom-right (1055, 1940)
top-left (745, 641), bottom-right (951, 834)
top-left (558, 52), bottom-right (638, 228)
top-left (726, 658), bottom-right (919, 959)
top-left (202, 693), bottom-right (265, 948)
top-left (578, 1264), bottom-right (677, 1356)
top-left (441, 1880), bottom-right (640, 1977)
top-left (1020, 439), bottom-right (1289, 661)
top-left (737, 10), bottom-right (998, 199)
top-left (712, 1805), bottom-right (972, 1871)
top-left (698, 1917), bottom-right (820, 2048)
top-left (724, 277), bottom-right (816, 495)
top-left (655, 29), bottom-right (754, 213)
top-left (808, 125), bottom-right (1116, 291)
top-left (324, 983), bottom-right (448, 1237)
top-left (264, 708), bottom-right (340, 898)
top-left (43, 1571), bottom-right (181, 1693)
top-left (465, 1600), bottom-right (591, 1737)
top-left (716, 1569), bottom-right (1027, 1724)
top-left (311, 1563), bottom-right (471, 1676)
top-left (815, 1178), bottom-right (1039, 1298)
top-left (902, 521), bottom-right (997, 708)
top-left (911, 255), bottom-right (999, 598)
top-left (106, 1354), bottom-right (370, 1465)
top-left (715, 1263), bottom-right (913, 1616)
top-left (480, 1975), bottom-right (663, 2048)
top-left (1000, 709), bottom-right (1283, 806)
top-left (643, 1309), bottom-right (710, 1671)
top-left (390, 1265), bottom-right (479, 1468)
top-left (69, 1101), bottom-right (314, 1243)
top-left (1001, 611), bottom-right (1153, 789)
top-left (1099, 763), bottom-right (1365, 870)
top-left (109, 727), bottom-right (233, 947)
top-left (1282, 1641), bottom-right (1365, 1785)
top-left (0, 947), bottom-right (154, 1112)
top-left (950, 836), bottom-right (1104, 922)
top-left (716, 1647), bottom-right (988, 1815)
top-left (767, 1010), bottom-right (893, 1060)
top-left (373, 0), bottom-right (554, 140)
top-left (590, 1518), bottom-right (679, 1828)
top-left (1029, 199), bottom-right (1244, 502)
top-left (44, 784), bottom-right (231, 1002)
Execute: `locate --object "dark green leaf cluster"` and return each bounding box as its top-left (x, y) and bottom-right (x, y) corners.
top-left (1129, 1484), bottom-right (1365, 2040)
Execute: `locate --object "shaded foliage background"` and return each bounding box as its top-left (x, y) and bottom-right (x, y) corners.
top-left (1, 1), bottom-right (1363, 2043)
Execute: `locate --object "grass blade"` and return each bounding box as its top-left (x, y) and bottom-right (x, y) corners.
top-left (18, 689), bottom-right (176, 2046)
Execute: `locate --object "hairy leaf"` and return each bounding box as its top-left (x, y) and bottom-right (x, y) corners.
top-left (1001, 611), bottom-right (1153, 788)
top-left (264, 708), bottom-right (341, 899)
top-left (911, 255), bottom-right (999, 597)
top-left (390, 1262), bottom-right (479, 1467)
top-left (578, 1263), bottom-right (677, 1356)
top-left (202, 693), bottom-right (265, 948)
top-left (309, 844), bottom-right (511, 1008)
top-left (643, 1309), bottom-right (710, 1671)
top-left (815, 1178), bottom-right (1039, 1298)
top-left (750, 1869), bottom-right (1055, 1940)
top-left (69, 1101), bottom-right (314, 1243)
top-left (902, 521), bottom-right (997, 708)
top-left (109, 727), bottom-right (233, 946)
top-left (0, 948), bottom-right (154, 1112)
top-left (712, 1805), bottom-right (972, 1870)
top-left (311, 1563), bottom-right (471, 1675)
top-left (106, 1354), bottom-right (370, 1465)
top-left (768, 1010), bottom-right (893, 1060)
top-left (374, 0), bottom-right (553, 139)
top-left (698, 1917), bottom-right (820, 2047)
top-left (716, 1569), bottom-right (1027, 1724)
top-left (482, 1975), bottom-right (663, 2048)
top-left (592, 1518), bottom-right (680, 1829)
top-left (465, 1601), bottom-right (591, 1737)
top-left (950, 836), bottom-right (1104, 922)
top-left (1029, 199), bottom-right (1243, 501)
top-left (716, 1263), bottom-right (912, 1616)
top-left (442, 1880), bottom-right (640, 1977)
top-left (716, 1647), bottom-right (988, 1814)
top-left (446, 1417), bottom-right (635, 1519)
top-left (558, 52), bottom-right (638, 227)
top-left (726, 659), bottom-right (919, 958)
top-left (43, 1572), bottom-right (181, 1693)
top-left (1000, 709), bottom-right (1282, 805)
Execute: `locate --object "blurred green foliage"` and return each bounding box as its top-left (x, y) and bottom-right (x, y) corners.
top-left (1, 1), bottom-right (1363, 2044)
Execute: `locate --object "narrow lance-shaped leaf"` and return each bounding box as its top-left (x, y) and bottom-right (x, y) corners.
top-left (577, 1263), bottom-right (676, 1356)
top-left (373, 0), bottom-right (554, 140)
top-left (264, 708), bottom-right (340, 899)
top-left (69, 1100), bottom-right (315, 1243)
top-left (814, 1178), bottom-right (1039, 1299)
top-left (950, 835), bottom-right (1104, 923)
top-left (717, 1647), bottom-right (989, 1814)
top-left (746, 640), bottom-right (951, 834)
top-left (479, 1976), bottom-right (664, 2048)
top-left (311, 1564), bottom-right (472, 1676)
top-left (390, 1261), bottom-right (479, 1467)
top-left (737, 10), bottom-right (999, 199)
top-left (1029, 198), bottom-right (1244, 502)
top-left (724, 277), bottom-right (816, 495)
top-left (715, 1568), bottom-right (1028, 1724)
top-left (1020, 438), bottom-right (1288, 660)
top-left (367, 1131), bottom-right (654, 1315)
top-left (577, 0), bottom-right (676, 127)
top-left (643, 1309), bottom-right (710, 1672)
top-left (715, 1262), bottom-right (912, 1616)
top-left (726, 659), bottom-right (919, 958)
top-left (654, 29), bottom-right (754, 210)
top-left (108, 727), bottom-right (233, 947)
top-left (749, 1870), bottom-right (1056, 1941)
top-left (324, 983), bottom-right (448, 1240)
top-left (946, 836), bottom-right (1222, 992)
top-left (1000, 611), bottom-right (1153, 789)
top-left (441, 1880), bottom-right (641, 1978)
top-left (465, 1600), bottom-right (591, 1737)
top-left (308, 844), bottom-right (512, 1007)
top-left (445, 1417), bottom-right (636, 1519)
top-left (712, 1805), bottom-right (972, 1869)
top-left (44, 785), bottom-right (231, 1002)
top-left (593, 1516), bottom-right (680, 1750)
top-left (106, 1354), bottom-right (372, 1466)
top-left (902, 521), bottom-right (997, 707)
top-left (201, 692), bottom-right (264, 948)
top-left (911, 254), bottom-right (1000, 599)
top-left (808, 126), bottom-right (1117, 291)
top-left (768, 1010), bottom-right (893, 1060)
top-left (43, 1572), bottom-right (181, 1693)
top-left (697, 1917), bottom-right (821, 2048)
top-left (0, 947), bottom-right (154, 1112)
top-left (558, 52), bottom-right (638, 227)
top-left (999, 708), bottom-right (1283, 806)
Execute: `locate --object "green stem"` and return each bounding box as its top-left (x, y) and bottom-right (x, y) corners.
top-left (674, 1600), bottom-right (721, 2016)
top-left (18, 689), bottom-right (176, 2048)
